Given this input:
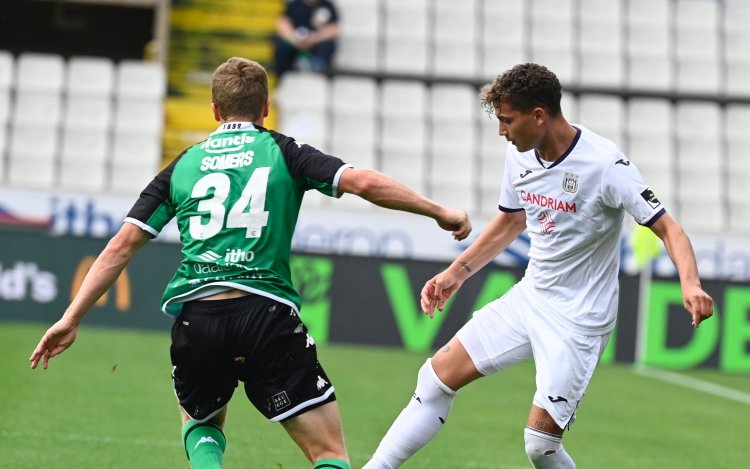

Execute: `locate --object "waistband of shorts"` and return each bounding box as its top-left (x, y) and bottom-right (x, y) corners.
top-left (180, 293), bottom-right (267, 317)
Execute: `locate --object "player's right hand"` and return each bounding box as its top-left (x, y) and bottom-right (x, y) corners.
top-left (437, 209), bottom-right (472, 241)
top-left (30, 318), bottom-right (78, 370)
top-left (421, 271), bottom-right (463, 317)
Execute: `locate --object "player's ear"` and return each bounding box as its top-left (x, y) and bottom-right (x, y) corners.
top-left (211, 102), bottom-right (221, 122)
top-left (532, 106), bottom-right (546, 125)
top-left (262, 98), bottom-right (270, 118)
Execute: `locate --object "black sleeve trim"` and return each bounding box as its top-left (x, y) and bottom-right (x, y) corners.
top-left (267, 129), bottom-right (346, 184)
top-left (125, 149), bottom-right (188, 224)
top-left (642, 208), bottom-right (666, 227)
top-left (499, 205), bottom-right (525, 213)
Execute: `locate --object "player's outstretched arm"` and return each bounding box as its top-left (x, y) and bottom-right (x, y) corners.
top-left (421, 210), bottom-right (527, 317)
top-left (338, 168), bottom-right (471, 240)
top-left (649, 213), bottom-right (713, 327)
top-left (30, 223), bottom-right (151, 369)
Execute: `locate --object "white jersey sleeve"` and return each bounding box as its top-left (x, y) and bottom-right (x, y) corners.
top-left (600, 154), bottom-right (666, 226)
top-left (499, 145), bottom-right (524, 212)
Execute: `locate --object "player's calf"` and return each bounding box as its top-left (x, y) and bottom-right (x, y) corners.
top-left (182, 419), bottom-right (226, 469)
top-left (364, 359), bottom-right (457, 468)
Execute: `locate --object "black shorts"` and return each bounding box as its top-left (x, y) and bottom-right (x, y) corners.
top-left (170, 294), bottom-right (336, 422)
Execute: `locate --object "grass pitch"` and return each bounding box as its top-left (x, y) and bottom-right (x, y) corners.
top-left (1, 321), bottom-right (748, 468)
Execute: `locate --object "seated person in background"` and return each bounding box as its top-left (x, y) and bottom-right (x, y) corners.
top-left (274, 0), bottom-right (340, 79)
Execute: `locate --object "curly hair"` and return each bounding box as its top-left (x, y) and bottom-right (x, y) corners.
top-left (480, 63), bottom-right (562, 117)
top-left (212, 57), bottom-right (268, 120)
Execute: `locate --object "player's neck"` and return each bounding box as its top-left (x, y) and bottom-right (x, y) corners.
top-left (222, 116), bottom-right (265, 127)
top-left (535, 120), bottom-right (577, 163)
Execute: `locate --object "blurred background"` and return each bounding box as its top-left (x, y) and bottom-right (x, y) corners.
top-left (0, 0), bottom-right (748, 376)
top-left (1, 1), bottom-right (749, 467)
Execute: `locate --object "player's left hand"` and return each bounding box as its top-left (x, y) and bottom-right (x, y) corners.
top-left (30, 318), bottom-right (79, 369)
top-left (683, 284), bottom-right (713, 328)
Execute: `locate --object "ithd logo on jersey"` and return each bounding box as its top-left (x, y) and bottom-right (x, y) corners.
top-left (562, 171), bottom-right (579, 193)
top-left (225, 248), bottom-right (255, 263)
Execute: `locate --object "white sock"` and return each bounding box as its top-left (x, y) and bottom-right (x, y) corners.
top-left (524, 427), bottom-right (576, 468)
top-left (363, 359), bottom-right (457, 469)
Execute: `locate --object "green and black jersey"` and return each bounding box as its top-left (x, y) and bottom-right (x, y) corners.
top-left (125, 122), bottom-right (351, 318)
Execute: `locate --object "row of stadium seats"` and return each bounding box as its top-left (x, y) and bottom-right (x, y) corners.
top-left (276, 72), bottom-right (750, 235)
top-left (0, 51), bottom-right (165, 194)
top-left (335, 0), bottom-right (750, 95)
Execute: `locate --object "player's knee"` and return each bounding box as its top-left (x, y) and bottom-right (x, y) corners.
top-left (524, 427), bottom-right (564, 464)
top-left (416, 359), bottom-right (457, 401)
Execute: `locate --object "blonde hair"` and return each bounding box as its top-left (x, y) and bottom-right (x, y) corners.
top-left (211, 57), bottom-right (269, 120)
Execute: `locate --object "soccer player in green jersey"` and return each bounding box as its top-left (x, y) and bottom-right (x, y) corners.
top-left (30, 57), bottom-right (472, 469)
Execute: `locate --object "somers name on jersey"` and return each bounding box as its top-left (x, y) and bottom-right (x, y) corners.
top-left (200, 152), bottom-right (254, 171)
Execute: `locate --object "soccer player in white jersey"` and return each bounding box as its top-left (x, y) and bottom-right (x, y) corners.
top-left (29, 57), bottom-right (471, 469)
top-left (363, 63), bottom-right (714, 469)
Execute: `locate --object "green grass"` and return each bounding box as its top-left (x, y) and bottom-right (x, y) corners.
top-left (1, 322), bottom-right (748, 468)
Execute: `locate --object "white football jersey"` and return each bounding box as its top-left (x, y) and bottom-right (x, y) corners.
top-left (499, 125), bottom-right (665, 335)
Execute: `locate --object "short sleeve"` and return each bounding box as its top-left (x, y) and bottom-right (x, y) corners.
top-left (601, 155), bottom-right (665, 226)
top-left (124, 155), bottom-right (180, 237)
top-left (269, 130), bottom-right (350, 197)
top-left (498, 151), bottom-right (524, 212)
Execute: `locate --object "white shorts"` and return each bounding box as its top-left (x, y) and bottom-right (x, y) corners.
top-left (455, 284), bottom-right (610, 429)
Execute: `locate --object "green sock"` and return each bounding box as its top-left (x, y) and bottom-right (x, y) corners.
top-left (313, 458), bottom-right (350, 469)
top-left (181, 420), bottom-right (226, 469)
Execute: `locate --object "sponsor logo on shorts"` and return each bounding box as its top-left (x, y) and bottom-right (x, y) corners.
top-left (316, 375), bottom-right (328, 390)
top-left (548, 395), bottom-right (569, 403)
top-left (305, 334), bottom-right (315, 348)
top-left (272, 391), bottom-right (291, 411)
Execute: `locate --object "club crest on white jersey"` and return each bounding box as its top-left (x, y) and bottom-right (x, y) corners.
top-left (562, 171), bottom-right (579, 193)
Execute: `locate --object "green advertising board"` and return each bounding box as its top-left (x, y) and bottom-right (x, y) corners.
top-left (1, 230), bottom-right (747, 372)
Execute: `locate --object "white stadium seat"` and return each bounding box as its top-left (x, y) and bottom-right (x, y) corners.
top-left (626, 0), bottom-right (673, 90)
top-left (578, 95), bottom-right (624, 145)
top-left (15, 52), bottom-right (65, 94)
top-left (481, 0), bottom-right (526, 80)
top-left (12, 92), bottom-right (63, 127)
top-left (115, 60), bottom-right (166, 100)
top-left (578, 0), bottom-right (624, 87)
top-left (7, 124), bottom-right (58, 188)
top-left (0, 50), bottom-right (14, 91)
top-left (382, 0), bottom-right (430, 75)
top-left (67, 56), bottom-right (115, 98)
top-left (58, 127), bottom-right (108, 192)
top-left (333, 0), bottom-right (380, 72)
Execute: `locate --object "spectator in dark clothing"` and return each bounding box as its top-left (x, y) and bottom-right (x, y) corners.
top-left (274, 0), bottom-right (340, 79)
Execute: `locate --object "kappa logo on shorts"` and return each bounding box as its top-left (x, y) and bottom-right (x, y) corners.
top-left (305, 334), bottom-right (315, 348)
top-left (316, 375), bottom-right (328, 390)
top-left (272, 391), bottom-right (291, 411)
